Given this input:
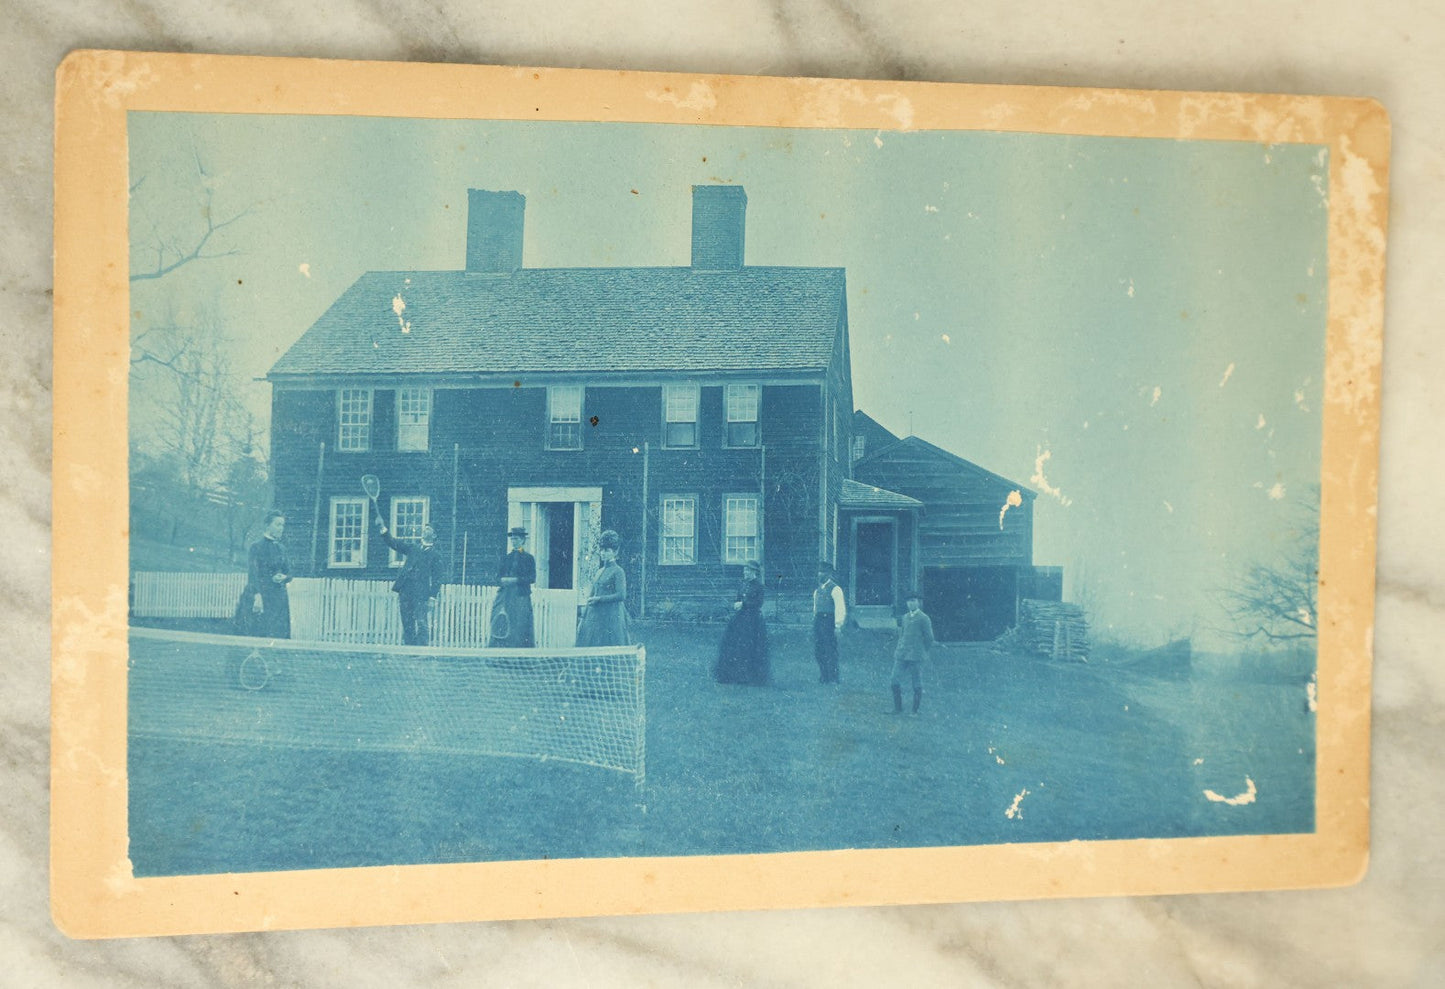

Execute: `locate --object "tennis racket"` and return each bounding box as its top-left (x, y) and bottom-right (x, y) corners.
top-left (491, 606), bottom-right (511, 642)
top-left (360, 474), bottom-right (382, 525)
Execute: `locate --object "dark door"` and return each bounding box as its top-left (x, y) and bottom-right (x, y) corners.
top-left (545, 502), bottom-right (574, 590)
top-left (855, 521), bottom-right (895, 606)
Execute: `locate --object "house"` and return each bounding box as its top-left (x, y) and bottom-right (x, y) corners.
top-left (847, 411), bottom-right (1063, 641)
top-left (267, 186), bottom-right (855, 621)
top-left (266, 185), bottom-right (1061, 633)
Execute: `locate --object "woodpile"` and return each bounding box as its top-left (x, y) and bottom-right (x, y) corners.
top-left (1016, 599), bottom-right (1090, 662)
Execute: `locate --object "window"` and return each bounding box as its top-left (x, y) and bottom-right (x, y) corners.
top-left (329, 497), bottom-right (369, 567)
top-left (397, 387), bottom-right (431, 452)
top-left (388, 496), bottom-right (430, 566)
top-left (548, 385), bottom-right (583, 450)
top-left (337, 388), bottom-right (372, 451)
top-left (723, 494), bottom-right (761, 565)
top-left (851, 434), bottom-right (867, 464)
top-left (663, 382), bottom-right (699, 448)
top-left (725, 383), bottom-right (760, 447)
top-left (659, 495), bottom-right (697, 565)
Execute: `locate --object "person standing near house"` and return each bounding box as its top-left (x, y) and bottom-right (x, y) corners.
top-left (234, 509), bottom-right (292, 639)
top-left (490, 525), bottom-right (536, 647)
top-left (813, 562), bottom-right (846, 683)
top-left (890, 590), bottom-right (934, 714)
top-left (714, 559), bottom-right (769, 685)
top-left (576, 530), bottom-right (630, 647)
top-left (376, 519), bottom-right (444, 646)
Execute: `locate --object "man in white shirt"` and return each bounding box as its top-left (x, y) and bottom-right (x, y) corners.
top-left (813, 562), bottom-right (846, 683)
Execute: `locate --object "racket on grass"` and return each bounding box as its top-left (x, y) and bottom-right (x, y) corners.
top-left (360, 474), bottom-right (383, 526)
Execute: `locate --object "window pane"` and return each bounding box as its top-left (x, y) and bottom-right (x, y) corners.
top-left (331, 500), bottom-right (367, 565)
top-left (726, 421), bottom-right (758, 447)
top-left (397, 388), bottom-right (430, 452)
top-left (389, 497), bottom-right (429, 565)
top-left (665, 421), bottom-right (696, 447)
top-left (723, 495), bottom-right (760, 564)
top-left (664, 384), bottom-right (698, 422)
top-left (660, 497), bottom-right (695, 564)
top-left (338, 389), bottom-right (371, 451)
top-left (726, 384), bottom-right (759, 422)
top-left (548, 386), bottom-right (583, 449)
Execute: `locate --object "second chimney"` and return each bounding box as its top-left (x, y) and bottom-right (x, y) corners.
top-left (466, 189), bottom-right (525, 273)
top-left (690, 185), bottom-right (746, 270)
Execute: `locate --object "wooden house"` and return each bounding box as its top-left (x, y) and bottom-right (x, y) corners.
top-left (266, 186), bottom-right (855, 621)
top-left (847, 412), bottom-right (1063, 640)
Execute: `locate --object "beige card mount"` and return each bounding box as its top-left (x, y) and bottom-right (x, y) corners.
top-left (54, 51), bottom-right (1385, 937)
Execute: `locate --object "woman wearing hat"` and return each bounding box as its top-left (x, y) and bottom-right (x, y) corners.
top-left (489, 525), bottom-right (536, 647)
top-left (576, 529), bottom-right (630, 647)
top-left (714, 559), bottom-right (769, 686)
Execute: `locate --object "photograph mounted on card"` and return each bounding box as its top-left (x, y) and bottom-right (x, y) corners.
top-left (52, 51), bottom-right (1387, 936)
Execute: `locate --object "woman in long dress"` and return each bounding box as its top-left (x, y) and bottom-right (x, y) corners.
top-left (576, 530), bottom-right (630, 647)
top-left (234, 510), bottom-right (292, 638)
top-left (714, 560), bottom-right (769, 685)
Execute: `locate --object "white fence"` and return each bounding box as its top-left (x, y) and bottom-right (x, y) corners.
top-left (132, 571), bottom-right (248, 619)
top-left (131, 572), bottom-right (578, 649)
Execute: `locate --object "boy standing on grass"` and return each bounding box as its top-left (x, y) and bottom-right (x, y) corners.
top-left (891, 590), bottom-right (934, 714)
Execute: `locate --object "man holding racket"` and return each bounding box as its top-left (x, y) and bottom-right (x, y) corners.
top-left (376, 518), bottom-right (444, 646)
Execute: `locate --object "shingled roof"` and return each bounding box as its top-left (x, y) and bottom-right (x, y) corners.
top-left (839, 478), bottom-right (925, 511)
top-left (268, 266), bottom-right (847, 378)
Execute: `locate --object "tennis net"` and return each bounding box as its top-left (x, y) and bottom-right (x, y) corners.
top-left (127, 627), bottom-right (646, 786)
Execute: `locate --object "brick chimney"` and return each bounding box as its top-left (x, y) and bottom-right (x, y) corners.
top-left (690, 185), bottom-right (746, 270)
top-left (466, 189), bottom-right (525, 273)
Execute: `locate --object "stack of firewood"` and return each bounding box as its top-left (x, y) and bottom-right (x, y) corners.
top-left (1017, 599), bottom-right (1090, 662)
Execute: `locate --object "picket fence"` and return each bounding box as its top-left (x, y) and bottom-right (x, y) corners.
top-left (131, 572), bottom-right (579, 649)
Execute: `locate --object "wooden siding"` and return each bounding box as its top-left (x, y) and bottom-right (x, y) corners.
top-left (853, 445), bottom-right (1033, 569)
top-left (271, 381), bottom-right (828, 622)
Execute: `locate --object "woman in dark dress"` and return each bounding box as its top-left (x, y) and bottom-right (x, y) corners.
top-left (576, 530), bottom-right (630, 647)
top-left (714, 559), bottom-right (769, 685)
top-left (234, 510), bottom-right (292, 638)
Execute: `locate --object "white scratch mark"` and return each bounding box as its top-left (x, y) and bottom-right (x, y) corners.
top-left (298, 263), bottom-right (311, 278)
top-left (1126, 278), bottom-right (1135, 298)
top-left (1203, 777), bottom-right (1257, 806)
top-left (913, 312), bottom-right (920, 320)
top-left (988, 746), bottom-right (1007, 766)
top-left (646, 82), bottom-right (717, 111)
top-left (941, 333), bottom-right (951, 344)
top-left (1267, 482), bottom-right (1285, 501)
top-left (998, 490), bottom-right (1023, 529)
top-left (1163, 501), bottom-right (1174, 513)
top-left (1256, 414), bottom-right (1267, 430)
top-left (1005, 788), bottom-right (1029, 819)
top-left (924, 204), bottom-right (938, 213)
top-left (873, 132), bottom-right (884, 149)
top-left (392, 294), bottom-right (411, 334)
top-left (1219, 363), bottom-right (1235, 387)
top-left (1031, 448), bottom-right (1072, 506)
top-left (1192, 758), bottom-right (1204, 766)
top-left (1150, 386), bottom-right (1162, 407)
top-left (1306, 673), bottom-right (1318, 712)
top-left (1294, 389), bottom-right (1309, 411)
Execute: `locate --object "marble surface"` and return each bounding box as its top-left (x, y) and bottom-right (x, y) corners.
top-left (9, 2), bottom-right (1444, 984)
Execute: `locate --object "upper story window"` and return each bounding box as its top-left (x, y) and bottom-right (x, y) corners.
top-left (659, 495), bottom-right (697, 565)
top-left (663, 382), bottom-right (699, 448)
top-left (388, 496), bottom-right (430, 567)
top-left (725, 383), bottom-right (760, 448)
top-left (329, 497), bottom-right (368, 567)
top-left (397, 387), bottom-right (431, 452)
top-left (337, 388), bottom-right (372, 452)
top-left (547, 385), bottom-right (583, 450)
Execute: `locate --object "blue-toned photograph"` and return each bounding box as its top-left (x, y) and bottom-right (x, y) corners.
top-left (126, 112), bottom-right (1324, 877)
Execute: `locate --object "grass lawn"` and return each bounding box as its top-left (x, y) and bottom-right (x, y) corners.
top-left (128, 621), bottom-right (1315, 876)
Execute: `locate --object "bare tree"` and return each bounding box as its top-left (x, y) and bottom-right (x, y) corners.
top-left (1218, 492), bottom-right (1320, 643)
top-left (129, 134), bottom-right (250, 283)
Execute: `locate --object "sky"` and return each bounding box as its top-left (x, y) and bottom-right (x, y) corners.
top-left (128, 112), bottom-right (1328, 646)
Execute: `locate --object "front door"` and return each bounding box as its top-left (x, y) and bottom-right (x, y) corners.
top-left (507, 486), bottom-right (603, 591)
top-left (851, 518), bottom-right (898, 627)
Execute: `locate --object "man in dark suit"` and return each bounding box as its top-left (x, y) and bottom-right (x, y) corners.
top-left (377, 519), bottom-right (444, 646)
top-left (490, 525), bottom-right (537, 647)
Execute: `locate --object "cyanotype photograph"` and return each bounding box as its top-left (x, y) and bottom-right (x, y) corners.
top-left (52, 52), bottom-right (1384, 935)
top-left (124, 111), bottom-right (1326, 876)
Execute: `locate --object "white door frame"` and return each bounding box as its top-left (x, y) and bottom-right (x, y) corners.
top-left (508, 486), bottom-right (603, 591)
top-left (850, 514), bottom-right (899, 611)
